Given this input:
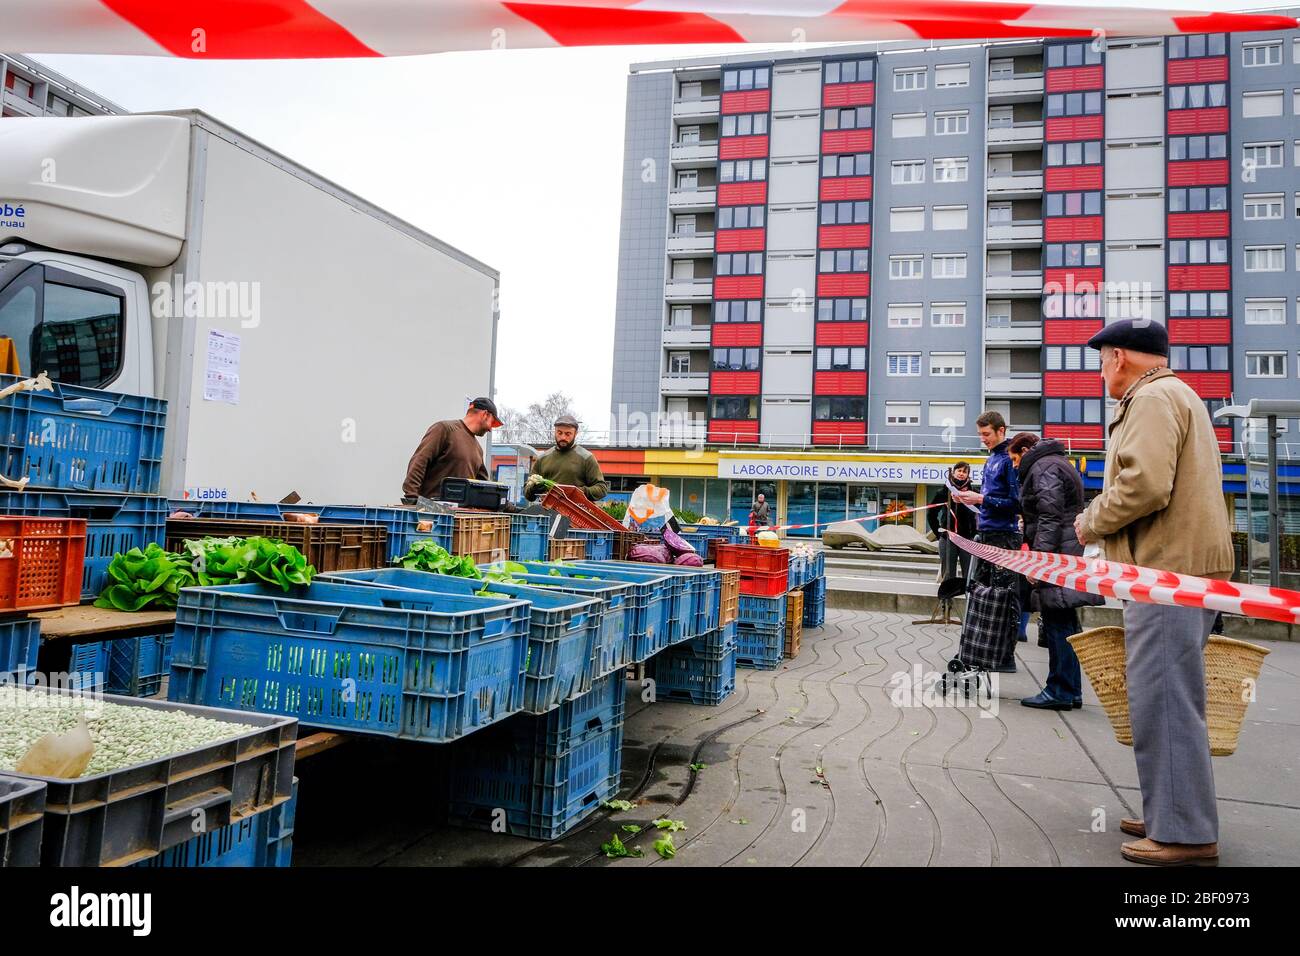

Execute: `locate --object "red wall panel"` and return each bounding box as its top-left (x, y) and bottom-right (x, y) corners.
top-left (1044, 266), bottom-right (1103, 291)
top-left (713, 275), bottom-right (764, 300)
top-left (1044, 371), bottom-right (1104, 396)
top-left (1044, 319), bottom-right (1103, 344)
top-left (1214, 425), bottom-right (1233, 453)
top-left (812, 421), bottom-right (866, 444)
top-left (1044, 216), bottom-right (1103, 242)
top-left (815, 322), bottom-right (869, 346)
top-left (1176, 371), bottom-right (1232, 398)
top-left (720, 89), bottom-right (770, 114)
top-left (1167, 264), bottom-right (1231, 291)
top-left (1167, 159), bottom-right (1229, 186)
top-left (1167, 318), bottom-right (1231, 343)
top-left (714, 228), bottom-right (765, 252)
top-left (709, 420), bottom-right (760, 443)
top-left (822, 82), bottom-right (874, 107)
top-left (709, 371), bottom-right (761, 394)
top-left (719, 135), bottom-right (769, 160)
top-left (717, 181), bottom-right (767, 206)
top-left (1166, 211), bottom-right (1230, 237)
top-left (1166, 57), bottom-right (1228, 84)
top-left (814, 371), bottom-right (867, 395)
top-left (1045, 65), bottom-right (1104, 92)
top-left (819, 176), bottom-right (872, 201)
top-left (821, 129), bottom-right (872, 154)
top-left (1043, 424), bottom-right (1104, 448)
top-left (1167, 107), bottom-right (1228, 135)
top-left (818, 224), bottom-right (871, 248)
top-left (816, 273), bottom-right (870, 297)
top-left (1045, 166), bottom-right (1103, 191)
top-left (712, 323), bottom-right (763, 347)
top-left (1045, 115), bottom-right (1103, 141)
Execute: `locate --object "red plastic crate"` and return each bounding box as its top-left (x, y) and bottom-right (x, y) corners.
top-left (540, 485), bottom-right (625, 532)
top-left (715, 543), bottom-right (790, 575)
top-left (736, 568), bottom-right (790, 598)
top-left (0, 516), bottom-right (87, 611)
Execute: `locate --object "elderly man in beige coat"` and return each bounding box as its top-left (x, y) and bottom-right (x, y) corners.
top-left (1075, 319), bottom-right (1233, 867)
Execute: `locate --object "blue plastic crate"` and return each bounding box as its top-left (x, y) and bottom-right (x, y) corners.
top-left (319, 567), bottom-right (600, 716)
top-left (135, 781), bottom-right (297, 868)
top-left (571, 560), bottom-right (721, 644)
top-left (802, 576), bottom-right (827, 605)
top-left (735, 621), bottom-right (784, 670)
top-left (509, 513), bottom-right (550, 562)
top-left (803, 587), bottom-right (826, 629)
top-left (676, 531), bottom-right (710, 559)
top-left (447, 720), bottom-right (623, 841)
top-left (68, 640), bottom-right (110, 692)
top-left (171, 501), bottom-right (453, 562)
top-left (686, 620), bottom-right (738, 659)
top-left (167, 581), bottom-right (531, 743)
top-left (0, 490), bottom-right (167, 601)
top-left (0, 617), bottom-right (40, 684)
top-left (650, 646), bottom-right (736, 706)
top-left (0, 374), bottom-right (167, 495)
top-left (518, 671), bottom-right (625, 753)
top-left (106, 632), bottom-right (172, 698)
top-left (677, 524), bottom-right (741, 542)
top-left (738, 593), bottom-right (786, 628)
top-left (568, 530), bottom-right (615, 560)
top-left (809, 551), bottom-right (825, 580)
top-left (787, 552), bottom-right (809, 589)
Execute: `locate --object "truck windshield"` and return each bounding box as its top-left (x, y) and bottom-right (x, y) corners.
top-left (0, 261), bottom-right (124, 388)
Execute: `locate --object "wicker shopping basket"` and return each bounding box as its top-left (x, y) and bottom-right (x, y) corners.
top-left (1068, 626), bottom-right (1270, 756)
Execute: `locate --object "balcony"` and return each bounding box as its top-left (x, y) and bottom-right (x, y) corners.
top-left (657, 417), bottom-right (707, 445)
top-left (985, 323), bottom-right (1044, 346)
top-left (985, 372), bottom-right (1043, 396)
top-left (986, 171), bottom-right (1043, 198)
top-left (664, 279), bottom-right (713, 301)
top-left (673, 96), bottom-right (720, 121)
top-left (668, 187), bottom-right (717, 212)
top-left (1, 89), bottom-right (44, 117)
top-left (986, 220), bottom-right (1043, 245)
top-left (662, 325), bottom-right (711, 348)
top-left (671, 141), bottom-right (719, 166)
top-left (1008, 423), bottom-right (1043, 436)
top-left (987, 73), bottom-right (1045, 100)
top-left (660, 372), bottom-right (709, 396)
top-left (986, 121), bottom-right (1044, 148)
top-left (666, 231), bottom-right (715, 256)
top-left (985, 270), bottom-right (1043, 296)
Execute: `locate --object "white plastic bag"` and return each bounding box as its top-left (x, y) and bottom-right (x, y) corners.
top-left (624, 483), bottom-right (673, 533)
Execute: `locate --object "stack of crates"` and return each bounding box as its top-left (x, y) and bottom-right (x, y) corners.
top-left (647, 620), bottom-right (737, 705)
top-left (675, 523), bottom-right (740, 562)
top-left (784, 590), bottom-right (804, 658)
top-left (446, 672), bottom-right (626, 839)
top-left (734, 592), bottom-right (786, 669)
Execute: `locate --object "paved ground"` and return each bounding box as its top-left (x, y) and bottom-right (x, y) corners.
top-left (292, 608), bottom-right (1300, 866)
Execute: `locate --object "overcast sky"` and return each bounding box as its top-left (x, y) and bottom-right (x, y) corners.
top-left (33, 0), bottom-right (1262, 429)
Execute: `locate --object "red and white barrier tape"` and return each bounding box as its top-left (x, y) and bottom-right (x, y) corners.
top-left (0, 1), bottom-right (1293, 58)
top-left (947, 532), bottom-right (1300, 626)
top-left (750, 501), bottom-right (943, 534)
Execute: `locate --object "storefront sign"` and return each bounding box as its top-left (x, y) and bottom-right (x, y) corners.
top-left (717, 458), bottom-right (984, 485)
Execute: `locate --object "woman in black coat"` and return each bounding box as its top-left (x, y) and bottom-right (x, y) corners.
top-left (927, 461), bottom-right (977, 583)
top-left (1009, 434), bottom-right (1104, 710)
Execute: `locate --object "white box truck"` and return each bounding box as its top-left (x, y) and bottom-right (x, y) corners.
top-left (0, 111), bottom-right (499, 503)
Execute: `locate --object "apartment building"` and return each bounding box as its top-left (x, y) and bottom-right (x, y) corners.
top-left (1, 54), bottom-right (120, 119)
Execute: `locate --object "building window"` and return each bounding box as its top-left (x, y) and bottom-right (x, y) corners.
top-left (669, 352), bottom-right (692, 374)
top-left (888, 303), bottom-right (922, 328)
top-left (1046, 345), bottom-right (1102, 371)
top-left (816, 346), bottom-right (867, 371)
top-left (885, 402), bottom-right (922, 426)
top-left (1047, 141), bottom-right (1103, 167)
top-left (824, 59), bottom-right (874, 84)
top-left (890, 112), bottom-right (926, 138)
top-left (932, 205), bottom-right (968, 230)
top-left (1045, 398), bottom-right (1103, 424)
top-left (826, 106), bottom-right (874, 130)
top-left (821, 200), bottom-right (871, 225)
top-left (889, 255), bottom-right (923, 280)
top-left (719, 159), bottom-right (767, 183)
top-left (1168, 292), bottom-right (1229, 317)
top-left (889, 206), bottom-right (924, 232)
top-left (711, 396), bottom-right (759, 419)
top-left (715, 252), bottom-right (764, 276)
top-left (1168, 239), bottom-right (1228, 265)
top-left (1167, 84), bottom-right (1228, 110)
top-left (1046, 40), bottom-right (1103, 67)
top-left (1244, 299), bottom-right (1286, 325)
top-left (675, 170), bottom-right (698, 190)
top-left (1244, 194), bottom-right (1284, 220)
top-left (894, 67), bottom-right (926, 92)
top-left (669, 306), bottom-right (692, 328)
top-left (928, 402), bottom-right (966, 427)
top-left (714, 300), bottom-right (762, 323)
top-left (821, 152), bottom-right (872, 177)
top-left (717, 205), bottom-right (765, 229)
top-left (1045, 243), bottom-right (1103, 268)
top-left (933, 157), bottom-right (969, 182)
top-left (1045, 191), bottom-right (1103, 216)
top-left (887, 352), bottom-right (922, 376)
top-left (1167, 186), bottom-right (1228, 212)
top-left (929, 352), bottom-right (965, 376)
top-left (722, 67), bottom-right (770, 92)
top-left (1167, 33), bottom-right (1227, 59)
top-left (934, 110), bottom-right (969, 135)
top-left (931, 254), bottom-right (967, 278)
top-left (1046, 91), bottom-right (1103, 117)
top-left (818, 249), bottom-right (870, 273)
top-left (932, 302), bottom-right (967, 327)
top-left (1245, 352), bottom-right (1287, 378)
top-left (1245, 246), bottom-right (1285, 272)
top-left (1169, 345), bottom-right (1229, 371)
top-left (711, 347), bottom-right (760, 371)
top-left (1242, 141), bottom-right (1283, 169)
top-left (1242, 90), bottom-right (1284, 118)
top-left (815, 396), bottom-right (867, 420)
top-left (1169, 135), bottom-right (1227, 161)
top-left (673, 214), bottom-right (696, 236)
top-left (935, 63), bottom-right (971, 88)
top-left (7, 74), bottom-right (35, 100)
top-left (1243, 40), bottom-right (1283, 67)
top-left (817, 298), bottom-right (868, 322)
top-left (891, 160), bottom-right (926, 184)
top-left (48, 95), bottom-right (72, 117)
top-left (721, 113), bottom-right (769, 137)
top-left (679, 80), bottom-right (702, 99)
top-left (989, 58), bottom-right (1014, 80)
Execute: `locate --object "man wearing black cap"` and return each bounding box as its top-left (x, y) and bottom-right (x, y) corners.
top-left (1074, 319), bottom-right (1233, 867)
top-left (523, 413), bottom-right (609, 501)
top-left (401, 397), bottom-right (501, 503)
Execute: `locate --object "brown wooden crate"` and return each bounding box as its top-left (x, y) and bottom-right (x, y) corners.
top-left (165, 518), bottom-right (387, 572)
top-left (549, 538), bottom-right (588, 561)
top-left (451, 512), bottom-right (512, 564)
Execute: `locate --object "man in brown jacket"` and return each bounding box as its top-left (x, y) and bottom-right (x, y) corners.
top-left (401, 397), bottom-right (500, 503)
top-left (1075, 319), bottom-right (1232, 867)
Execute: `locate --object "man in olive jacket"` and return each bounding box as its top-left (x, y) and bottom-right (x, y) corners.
top-left (1075, 319), bottom-right (1233, 867)
top-left (524, 414), bottom-right (609, 502)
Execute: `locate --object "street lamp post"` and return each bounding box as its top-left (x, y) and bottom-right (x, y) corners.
top-left (1215, 399), bottom-right (1300, 589)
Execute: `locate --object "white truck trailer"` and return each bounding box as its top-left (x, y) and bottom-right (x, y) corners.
top-left (0, 111), bottom-right (499, 503)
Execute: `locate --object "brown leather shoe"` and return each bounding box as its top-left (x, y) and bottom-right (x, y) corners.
top-left (1120, 818), bottom-right (1146, 838)
top-left (1121, 838), bottom-right (1218, 867)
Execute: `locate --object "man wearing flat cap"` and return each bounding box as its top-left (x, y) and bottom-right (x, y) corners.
top-left (1074, 319), bottom-right (1233, 867)
top-left (401, 397), bottom-right (501, 503)
top-left (524, 412), bottom-right (609, 501)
